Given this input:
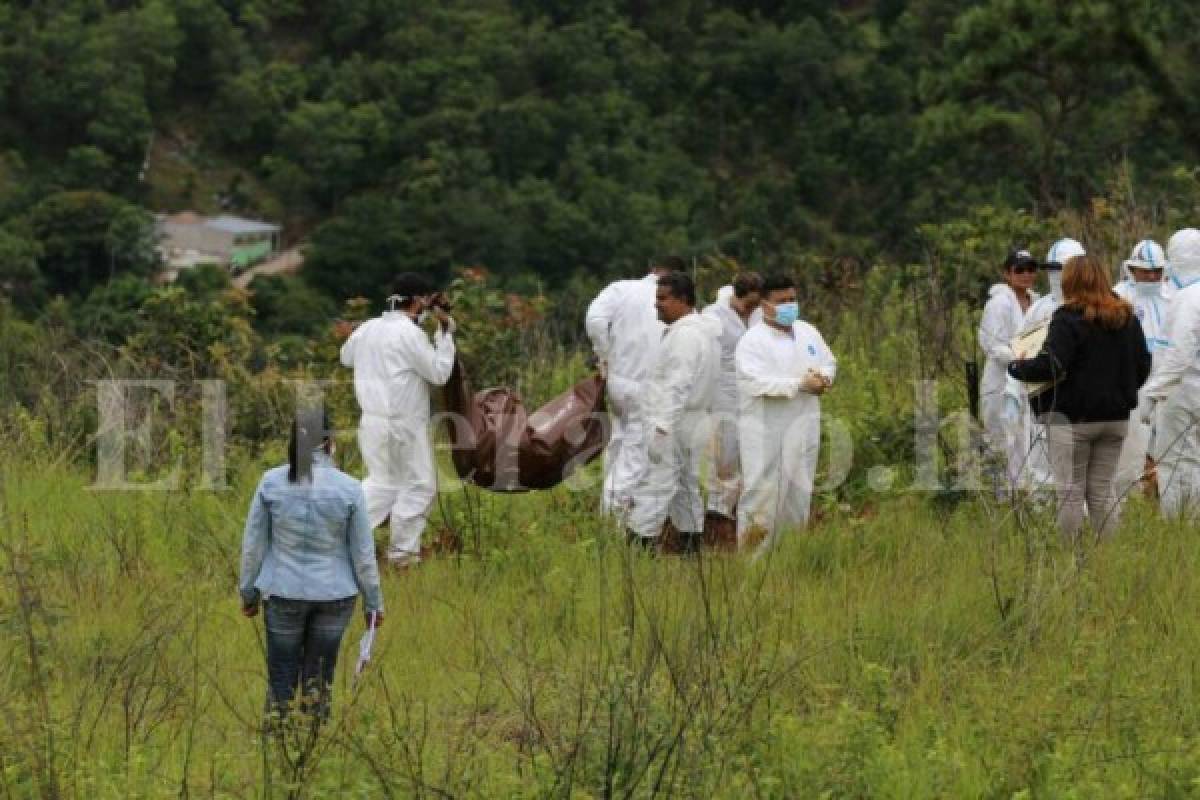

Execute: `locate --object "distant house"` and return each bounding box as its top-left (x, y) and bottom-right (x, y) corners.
top-left (157, 211), bottom-right (282, 281)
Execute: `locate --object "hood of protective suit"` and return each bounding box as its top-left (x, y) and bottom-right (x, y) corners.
top-left (715, 284), bottom-right (734, 305)
top-left (1045, 238), bottom-right (1086, 267)
top-left (987, 282), bottom-right (1038, 305)
top-left (1042, 238), bottom-right (1082, 304)
top-left (1122, 239), bottom-right (1166, 287)
top-left (1167, 228), bottom-right (1200, 286)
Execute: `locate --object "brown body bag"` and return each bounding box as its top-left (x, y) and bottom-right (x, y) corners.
top-left (442, 358), bottom-right (609, 492)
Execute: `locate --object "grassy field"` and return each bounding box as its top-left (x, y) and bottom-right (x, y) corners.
top-left (4, 441), bottom-right (1200, 798)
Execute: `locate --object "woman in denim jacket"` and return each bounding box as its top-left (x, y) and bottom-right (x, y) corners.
top-left (238, 408), bottom-right (384, 719)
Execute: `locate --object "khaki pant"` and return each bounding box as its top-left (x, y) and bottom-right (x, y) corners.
top-left (1045, 419), bottom-right (1128, 543)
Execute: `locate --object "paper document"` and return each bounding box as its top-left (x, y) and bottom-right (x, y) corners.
top-left (1010, 322), bottom-right (1058, 397)
top-left (354, 613), bottom-right (378, 680)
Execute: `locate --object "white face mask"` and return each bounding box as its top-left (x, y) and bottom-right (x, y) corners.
top-left (1047, 271), bottom-right (1063, 303)
top-left (1134, 280), bottom-right (1162, 298)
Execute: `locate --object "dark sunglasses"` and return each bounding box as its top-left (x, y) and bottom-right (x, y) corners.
top-left (1009, 264), bottom-right (1038, 275)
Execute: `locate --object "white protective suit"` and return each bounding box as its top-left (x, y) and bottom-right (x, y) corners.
top-left (628, 311), bottom-right (722, 538)
top-left (702, 286), bottom-right (763, 517)
top-left (585, 274), bottom-right (665, 515)
top-left (735, 319), bottom-right (837, 550)
top-left (340, 311), bottom-right (455, 563)
top-left (1113, 239), bottom-right (1169, 498)
top-left (1143, 229), bottom-right (1200, 520)
top-left (978, 283), bottom-right (1038, 488)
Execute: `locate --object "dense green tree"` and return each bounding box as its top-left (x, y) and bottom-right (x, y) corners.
top-left (24, 191), bottom-right (158, 298)
top-left (247, 273), bottom-right (336, 335)
top-left (5, 0), bottom-right (1200, 311)
top-left (74, 273), bottom-right (155, 344)
top-left (0, 228), bottom-right (45, 311)
top-left (175, 263), bottom-right (233, 297)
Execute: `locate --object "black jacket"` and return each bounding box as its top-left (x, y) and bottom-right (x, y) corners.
top-left (1007, 305), bottom-right (1151, 423)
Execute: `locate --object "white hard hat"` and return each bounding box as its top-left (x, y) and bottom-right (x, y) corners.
top-left (1167, 228), bottom-right (1200, 284)
top-left (1124, 239), bottom-right (1166, 270)
top-left (1044, 238), bottom-right (1086, 269)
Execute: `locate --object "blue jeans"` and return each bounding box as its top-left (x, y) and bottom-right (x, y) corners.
top-left (264, 596), bottom-right (356, 720)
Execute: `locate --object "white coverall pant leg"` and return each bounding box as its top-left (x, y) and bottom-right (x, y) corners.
top-left (705, 409), bottom-right (741, 517)
top-left (1025, 422), bottom-right (1055, 492)
top-left (980, 388), bottom-right (1029, 490)
top-left (602, 376), bottom-right (648, 518)
top-left (358, 414), bottom-right (437, 562)
top-left (1113, 391), bottom-right (1153, 501)
top-left (628, 421), bottom-right (706, 538)
top-left (737, 402), bottom-right (821, 552)
top-left (1155, 393), bottom-right (1200, 521)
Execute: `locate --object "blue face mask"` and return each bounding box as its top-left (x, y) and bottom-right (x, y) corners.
top-left (773, 302), bottom-right (799, 327)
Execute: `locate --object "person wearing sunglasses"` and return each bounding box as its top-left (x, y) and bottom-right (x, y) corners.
top-left (978, 248), bottom-right (1040, 491)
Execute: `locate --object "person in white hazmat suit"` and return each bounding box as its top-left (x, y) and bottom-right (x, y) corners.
top-left (1112, 240), bottom-right (1169, 498)
top-left (585, 256), bottom-right (682, 516)
top-left (735, 273), bottom-right (836, 551)
top-left (701, 272), bottom-right (764, 521)
top-left (340, 273), bottom-right (455, 568)
top-left (1141, 229), bottom-right (1200, 520)
top-left (627, 272), bottom-right (722, 552)
top-left (977, 249), bottom-right (1039, 490)
top-left (1003, 238), bottom-right (1088, 491)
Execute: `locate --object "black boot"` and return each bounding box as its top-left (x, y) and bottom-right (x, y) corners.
top-left (625, 529), bottom-right (657, 554)
top-left (680, 532), bottom-right (703, 557)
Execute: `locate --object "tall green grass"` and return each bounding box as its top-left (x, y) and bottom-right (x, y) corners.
top-left (4, 445), bottom-right (1200, 797)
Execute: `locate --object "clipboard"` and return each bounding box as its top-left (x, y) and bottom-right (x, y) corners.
top-left (1010, 322), bottom-right (1060, 398)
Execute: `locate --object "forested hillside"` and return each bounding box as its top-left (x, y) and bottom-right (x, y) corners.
top-left (4, 0), bottom-right (1200, 312)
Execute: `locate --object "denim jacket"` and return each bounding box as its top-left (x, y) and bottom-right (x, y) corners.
top-left (238, 452), bottom-right (383, 612)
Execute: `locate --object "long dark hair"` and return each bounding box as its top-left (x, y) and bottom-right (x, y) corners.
top-left (288, 407), bottom-right (333, 483)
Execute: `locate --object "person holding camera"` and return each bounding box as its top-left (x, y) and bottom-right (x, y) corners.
top-left (340, 273), bottom-right (455, 568)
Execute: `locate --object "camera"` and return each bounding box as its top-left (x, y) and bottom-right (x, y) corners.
top-left (429, 291), bottom-right (453, 312)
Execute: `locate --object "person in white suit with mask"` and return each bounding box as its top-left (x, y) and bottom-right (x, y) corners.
top-left (1113, 239), bottom-right (1168, 498)
top-left (585, 257), bottom-right (681, 516)
top-left (340, 273), bottom-right (455, 568)
top-left (1142, 229), bottom-right (1200, 520)
top-left (735, 273), bottom-right (836, 552)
